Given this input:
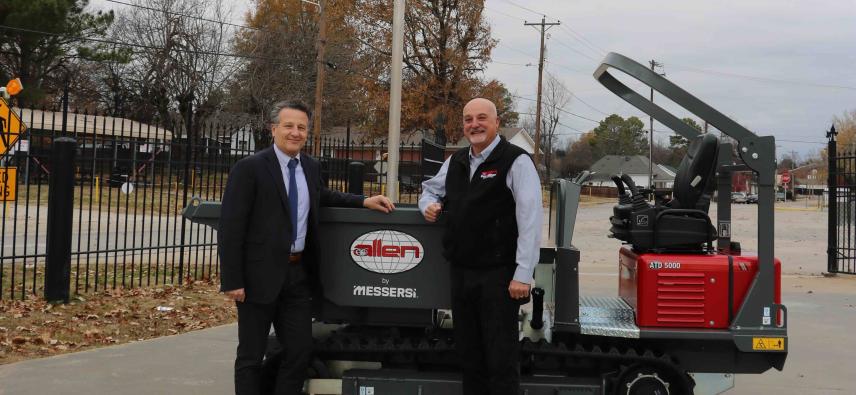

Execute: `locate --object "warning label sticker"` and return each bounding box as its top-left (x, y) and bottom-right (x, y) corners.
top-left (718, 221), bottom-right (731, 238)
top-left (752, 337), bottom-right (785, 351)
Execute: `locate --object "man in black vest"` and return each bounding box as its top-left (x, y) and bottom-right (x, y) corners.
top-left (419, 98), bottom-right (543, 394)
top-left (219, 100), bottom-right (395, 395)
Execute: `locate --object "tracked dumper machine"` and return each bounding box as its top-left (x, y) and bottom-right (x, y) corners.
top-left (184, 53), bottom-right (787, 394)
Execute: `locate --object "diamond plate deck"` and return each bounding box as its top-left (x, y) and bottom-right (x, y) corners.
top-left (579, 296), bottom-right (640, 338)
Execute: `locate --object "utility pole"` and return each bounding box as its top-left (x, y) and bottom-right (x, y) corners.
top-left (648, 59), bottom-right (664, 191)
top-left (312, 0), bottom-right (327, 156)
top-left (386, 0), bottom-right (405, 203)
top-left (525, 17), bottom-right (560, 180)
top-left (790, 149), bottom-right (798, 197)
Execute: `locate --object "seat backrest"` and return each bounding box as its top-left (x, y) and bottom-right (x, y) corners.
top-left (670, 134), bottom-right (719, 211)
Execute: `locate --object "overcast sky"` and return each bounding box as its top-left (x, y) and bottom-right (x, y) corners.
top-left (92, 0), bottom-right (856, 158)
top-left (482, 0), bottom-right (856, 159)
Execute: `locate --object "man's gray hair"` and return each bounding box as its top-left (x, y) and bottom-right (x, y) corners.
top-left (269, 100), bottom-right (312, 125)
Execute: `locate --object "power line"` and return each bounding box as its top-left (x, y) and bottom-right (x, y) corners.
top-left (778, 139), bottom-right (825, 145)
top-left (105, 0), bottom-right (255, 31)
top-left (571, 93), bottom-right (610, 116)
top-left (556, 24), bottom-right (607, 58)
top-left (495, 41), bottom-right (538, 58)
top-left (555, 120), bottom-right (588, 134)
top-left (543, 60), bottom-right (588, 74)
top-left (1, 24), bottom-right (545, 131)
top-left (520, 113), bottom-right (826, 146)
top-left (649, 127), bottom-right (825, 145)
top-left (0, 27), bottom-right (542, 118)
top-left (497, 0), bottom-right (553, 19)
top-left (491, 60), bottom-right (532, 67)
top-left (669, 64), bottom-right (856, 91)
top-left (0, 23), bottom-right (354, 68)
top-left (495, 0), bottom-right (606, 59)
top-left (511, 94), bottom-right (601, 123)
top-left (107, 0), bottom-right (390, 59)
top-left (550, 38), bottom-right (599, 62)
top-left (109, 0), bottom-right (850, 96)
top-left (483, 6), bottom-right (525, 22)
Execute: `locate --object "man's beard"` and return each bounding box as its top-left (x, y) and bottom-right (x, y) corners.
top-left (466, 129), bottom-right (488, 145)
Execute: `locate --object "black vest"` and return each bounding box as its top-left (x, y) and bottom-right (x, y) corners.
top-left (442, 137), bottom-right (529, 268)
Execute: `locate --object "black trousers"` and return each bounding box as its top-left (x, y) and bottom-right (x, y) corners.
top-left (234, 262), bottom-right (313, 395)
top-left (451, 264), bottom-right (521, 395)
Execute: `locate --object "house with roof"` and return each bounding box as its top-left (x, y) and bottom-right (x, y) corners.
top-left (13, 108), bottom-right (173, 146)
top-left (5, 108), bottom-right (175, 183)
top-left (226, 126), bottom-right (256, 155)
top-left (789, 162), bottom-right (826, 195)
top-left (587, 155), bottom-right (675, 189)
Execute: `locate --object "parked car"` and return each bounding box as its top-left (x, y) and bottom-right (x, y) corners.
top-left (776, 191), bottom-right (786, 201)
top-left (731, 192), bottom-right (748, 203)
top-left (746, 194), bottom-right (758, 204)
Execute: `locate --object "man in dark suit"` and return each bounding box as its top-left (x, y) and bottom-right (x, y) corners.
top-left (218, 100), bottom-right (395, 395)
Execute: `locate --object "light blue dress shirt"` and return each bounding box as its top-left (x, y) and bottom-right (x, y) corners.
top-left (273, 145), bottom-right (310, 253)
top-left (418, 135), bottom-right (543, 284)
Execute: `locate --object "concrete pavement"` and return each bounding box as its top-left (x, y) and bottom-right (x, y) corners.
top-left (1, 203), bottom-right (853, 394)
top-left (0, 324), bottom-right (237, 395)
top-left (1, 273), bottom-right (854, 394)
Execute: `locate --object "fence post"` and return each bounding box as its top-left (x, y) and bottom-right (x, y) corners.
top-left (45, 137), bottom-right (77, 303)
top-left (348, 162), bottom-right (365, 195)
top-left (827, 125), bottom-right (838, 274)
top-left (178, 97), bottom-right (193, 285)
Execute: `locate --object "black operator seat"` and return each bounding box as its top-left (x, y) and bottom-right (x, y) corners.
top-left (609, 133), bottom-right (719, 252)
top-left (668, 133), bottom-right (720, 212)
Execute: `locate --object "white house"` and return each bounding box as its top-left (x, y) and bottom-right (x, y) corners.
top-left (230, 126), bottom-right (256, 155)
top-left (588, 155), bottom-right (675, 189)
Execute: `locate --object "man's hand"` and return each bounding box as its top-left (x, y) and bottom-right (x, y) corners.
top-left (225, 288), bottom-right (246, 303)
top-left (363, 195), bottom-right (396, 213)
top-left (508, 280), bottom-right (530, 300)
top-left (423, 202), bottom-right (442, 222)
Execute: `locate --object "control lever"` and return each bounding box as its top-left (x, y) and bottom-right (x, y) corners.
top-left (619, 173), bottom-right (638, 195)
top-left (611, 175), bottom-right (632, 205)
top-left (619, 173), bottom-right (650, 211)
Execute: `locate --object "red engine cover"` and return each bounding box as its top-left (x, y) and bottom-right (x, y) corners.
top-left (618, 247), bottom-right (781, 329)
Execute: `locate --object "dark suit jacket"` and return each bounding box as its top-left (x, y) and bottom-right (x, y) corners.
top-left (218, 146), bottom-right (365, 304)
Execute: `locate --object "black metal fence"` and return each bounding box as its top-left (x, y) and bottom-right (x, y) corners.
top-left (0, 107), bottom-right (427, 299)
top-left (828, 126), bottom-right (856, 275)
top-left (314, 137), bottom-right (428, 204)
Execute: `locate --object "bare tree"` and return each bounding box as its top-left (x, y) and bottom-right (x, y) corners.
top-left (108, 0), bottom-right (238, 131)
top-left (526, 72), bottom-right (570, 180)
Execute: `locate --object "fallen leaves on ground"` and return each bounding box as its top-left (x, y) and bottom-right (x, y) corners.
top-left (0, 276), bottom-right (236, 365)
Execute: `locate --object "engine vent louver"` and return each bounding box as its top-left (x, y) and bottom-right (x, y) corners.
top-left (656, 272), bottom-right (705, 324)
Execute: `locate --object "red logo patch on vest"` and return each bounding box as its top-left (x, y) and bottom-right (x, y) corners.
top-left (480, 169), bottom-right (498, 179)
